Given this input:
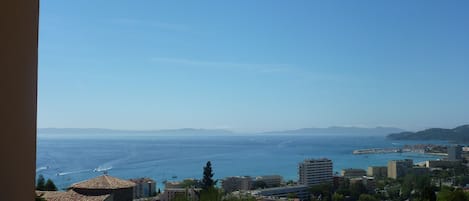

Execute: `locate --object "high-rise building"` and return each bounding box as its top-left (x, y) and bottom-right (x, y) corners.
top-left (298, 158), bottom-right (333, 186)
top-left (387, 159), bottom-right (413, 179)
top-left (448, 145), bottom-right (462, 161)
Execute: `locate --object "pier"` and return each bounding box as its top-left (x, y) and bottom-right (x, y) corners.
top-left (353, 148), bottom-right (402, 155)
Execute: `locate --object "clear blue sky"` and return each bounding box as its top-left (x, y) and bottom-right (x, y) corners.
top-left (38, 0), bottom-right (469, 132)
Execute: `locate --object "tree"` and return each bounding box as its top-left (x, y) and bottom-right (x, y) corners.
top-left (45, 179), bottom-right (57, 191)
top-left (332, 193), bottom-right (345, 201)
top-left (336, 178), bottom-right (350, 196)
top-left (199, 187), bottom-right (222, 201)
top-left (357, 194), bottom-right (378, 201)
top-left (202, 161), bottom-right (217, 190)
top-left (36, 174), bottom-right (46, 191)
top-left (420, 185), bottom-right (436, 201)
top-left (311, 183), bottom-right (333, 201)
top-left (437, 188), bottom-right (469, 201)
top-left (349, 182), bottom-right (367, 201)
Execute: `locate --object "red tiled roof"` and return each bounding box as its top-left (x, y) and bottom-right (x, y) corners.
top-left (36, 190), bottom-right (111, 201)
top-left (71, 175), bottom-right (136, 189)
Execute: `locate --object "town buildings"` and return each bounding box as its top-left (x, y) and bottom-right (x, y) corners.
top-left (367, 166), bottom-right (388, 178)
top-left (388, 159), bottom-right (413, 179)
top-left (221, 176), bottom-right (253, 193)
top-left (250, 185), bottom-right (310, 201)
top-left (425, 160), bottom-right (461, 168)
top-left (221, 175), bottom-right (283, 193)
top-left (412, 167), bottom-right (430, 176)
top-left (341, 168), bottom-right (367, 178)
top-left (254, 175), bottom-right (283, 188)
top-left (129, 177), bottom-right (157, 199)
top-left (165, 179), bottom-right (199, 189)
top-left (448, 145), bottom-right (462, 160)
top-left (160, 187), bottom-right (201, 201)
top-left (298, 158), bottom-right (333, 186)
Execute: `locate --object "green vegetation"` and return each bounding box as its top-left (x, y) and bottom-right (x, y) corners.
top-left (437, 187), bottom-right (469, 201)
top-left (36, 174), bottom-right (57, 191)
top-left (202, 161), bottom-right (217, 190)
top-left (36, 175), bottom-right (46, 191)
top-left (387, 125), bottom-right (469, 141)
top-left (311, 183), bottom-right (333, 201)
top-left (357, 194), bottom-right (379, 201)
top-left (200, 187), bottom-right (223, 201)
top-left (332, 193), bottom-right (344, 201)
top-left (349, 182), bottom-right (368, 201)
top-left (45, 179), bottom-right (57, 191)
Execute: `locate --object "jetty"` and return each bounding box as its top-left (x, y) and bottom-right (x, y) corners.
top-left (353, 148), bottom-right (402, 155)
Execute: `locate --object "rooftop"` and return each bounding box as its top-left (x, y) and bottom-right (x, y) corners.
top-left (36, 190), bottom-right (111, 201)
top-left (71, 175), bottom-right (136, 189)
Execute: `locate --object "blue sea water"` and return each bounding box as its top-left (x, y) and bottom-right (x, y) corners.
top-left (36, 134), bottom-right (446, 190)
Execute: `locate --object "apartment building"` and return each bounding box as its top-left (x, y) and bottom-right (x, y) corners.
top-left (298, 158), bottom-right (333, 186)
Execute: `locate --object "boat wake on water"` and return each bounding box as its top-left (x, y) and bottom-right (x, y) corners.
top-left (56, 169), bottom-right (92, 176)
top-left (93, 166), bottom-right (113, 172)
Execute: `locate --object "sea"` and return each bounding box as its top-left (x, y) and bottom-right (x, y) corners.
top-left (36, 134), bottom-right (447, 190)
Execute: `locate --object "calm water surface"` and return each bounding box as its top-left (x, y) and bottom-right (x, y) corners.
top-left (36, 134), bottom-right (446, 190)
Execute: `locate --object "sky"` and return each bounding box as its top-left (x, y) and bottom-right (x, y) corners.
top-left (38, 0), bottom-right (469, 132)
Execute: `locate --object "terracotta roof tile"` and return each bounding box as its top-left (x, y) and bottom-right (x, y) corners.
top-left (36, 190), bottom-right (111, 201)
top-left (71, 175), bottom-right (136, 189)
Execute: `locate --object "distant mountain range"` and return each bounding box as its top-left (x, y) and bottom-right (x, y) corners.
top-left (38, 126), bottom-right (405, 136)
top-left (37, 128), bottom-right (234, 135)
top-left (387, 125), bottom-right (469, 141)
top-left (263, 126), bottom-right (405, 136)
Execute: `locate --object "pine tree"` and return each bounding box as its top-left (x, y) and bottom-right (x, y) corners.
top-left (36, 174), bottom-right (46, 191)
top-left (201, 161), bottom-right (217, 190)
top-left (45, 179), bottom-right (57, 191)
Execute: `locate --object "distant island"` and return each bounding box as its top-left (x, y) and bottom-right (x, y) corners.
top-left (263, 126), bottom-right (404, 136)
top-left (387, 125), bottom-right (469, 141)
top-left (38, 126), bottom-right (405, 136)
top-left (37, 128), bottom-right (234, 135)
